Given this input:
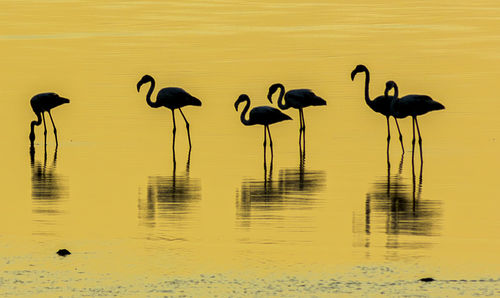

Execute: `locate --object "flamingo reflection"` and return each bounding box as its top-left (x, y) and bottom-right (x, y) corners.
top-left (236, 158), bottom-right (325, 228)
top-left (356, 155), bottom-right (441, 254)
top-left (30, 146), bottom-right (68, 236)
top-left (138, 152), bottom-right (201, 229)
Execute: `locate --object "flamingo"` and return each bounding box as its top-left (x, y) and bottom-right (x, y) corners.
top-left (29, 92), bottom-right (70, 148)
top-left (351, 64), bottom-right (405, 153)
top-left (136, 75), bottom-right (202, 151)
top-left (384, 80), bottom-right (445, 161)
top-left (234, 94), bottom-right (292, 161)
top-left (267, 83), bottom-right (326, 149)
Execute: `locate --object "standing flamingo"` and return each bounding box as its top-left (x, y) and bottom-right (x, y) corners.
top-left (136, 75), bottom-right (202, 152)
top-left (351, 65), bottom-right (405, 153)
top-left (267, 83), bottom-right (326, 151)
top-left (384, 80), bottom-right (445, 162)
top-left (234, 94), bottom-right (292, 161)
top-left (29, 92), bottom-right (70, 148)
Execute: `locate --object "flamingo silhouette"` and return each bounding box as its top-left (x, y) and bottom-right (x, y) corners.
top-left (384, 80), bottom-right (445, 162)
top-left (234, 94), bottom-right (292, 161)
top-left (351, 65), bottom-right (405, 153)
top-left (29, 92), bottom-right (70, 148)
top-left (267, 83), bottom-right (326, 150)
top-left (136, 74), bottom-right (202, 151)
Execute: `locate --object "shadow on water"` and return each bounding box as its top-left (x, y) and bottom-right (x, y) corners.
top-left (138, 152), bottom-right (201, 230)
top-left (30, 145), bottom-right (68, 236)
top-left (354, 154), bottom-right (442, 254)
top-left (236, 155), bottom-right (326, 228)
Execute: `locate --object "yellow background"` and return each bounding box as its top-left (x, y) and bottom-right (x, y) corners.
top-left (0, 0), bottom-right (499, 294)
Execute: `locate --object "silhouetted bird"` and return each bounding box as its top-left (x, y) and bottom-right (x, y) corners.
top-left (29, 92), bottom-right (70, 147)
top-left (351, 65), bottom-right (404, 152)
top-left (267, 83), bottom-right (326, 144)
top-left (137, 74), bottom-right (202, 150)
top-left (384, 80), bottom-right (445, 161)
top-left (234, 94), bottom-right (292, 159)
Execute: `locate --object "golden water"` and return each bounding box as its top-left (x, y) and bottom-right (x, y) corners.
top-left (1, 0), bottom-right (499, 295)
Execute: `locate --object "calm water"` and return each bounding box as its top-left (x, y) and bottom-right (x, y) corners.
top-left (1, 0), bottom-right (500, 295)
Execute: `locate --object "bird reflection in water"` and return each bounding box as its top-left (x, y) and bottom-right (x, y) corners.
top-left (138, 152), bottom-right (201, 229)
top-left (356, 155), bottom-right (441, 254)
top-left (30, 145), bottom-right (68, 236)
top-left (236, 155), bottom-right (326, 227)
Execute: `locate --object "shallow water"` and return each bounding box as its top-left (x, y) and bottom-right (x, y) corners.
top-left (1, 0), bottom-right (500, 295)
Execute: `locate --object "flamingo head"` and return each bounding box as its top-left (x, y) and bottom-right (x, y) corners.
top-left (351, 64), bottom-right (368, 81)
top-left (137, 74), bottom-right (154, 92)
top-left (267, 83), bottom-right (282, 103)
top-left (234, 94), bottom-right (249, 111)
top-left (384, 80), bottom-right (398, 98)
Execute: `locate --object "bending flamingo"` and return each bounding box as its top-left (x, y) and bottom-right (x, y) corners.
top-left (234, 94), bottom-right (292, 160)
top-left (351, 64), bottom-right (405, 153)
top-left (384, 80), bottom-right (445, 161)
top-left (267, 83), bottom-right (326, 148)
top-left (137, 74), bottom-right (202, 151)
top-left (29, 92), bottom-right (70, 148)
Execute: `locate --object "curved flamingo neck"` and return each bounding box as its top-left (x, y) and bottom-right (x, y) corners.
top-left (362, 69), bottom-right (373, 108)
top-left (145, 78), bottom-right (159, 108)
top-left (29, 112), bottom-right (42, 144)
top-left (386, 84), bottom-right (398, 99)
top-left (275, 84), bottom-right (288, 110)
top-left (239, 98), bottom-right (252, 126)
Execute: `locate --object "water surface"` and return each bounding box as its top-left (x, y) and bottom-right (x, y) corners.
top-left (1, 0), bottom-right (499, 295)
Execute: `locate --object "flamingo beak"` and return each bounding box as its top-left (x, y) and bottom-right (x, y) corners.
top-left (136, 82), bottom-right (141, 92)
top-left (350, 70), bottom-right (356, 81)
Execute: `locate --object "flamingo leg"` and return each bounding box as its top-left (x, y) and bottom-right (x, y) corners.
top-left (263, 125), bottom-right (267, 165)
top-left (386, 134), bottom-right (391, 168)
top-left (298, 109), bottom-right (303, 146)
top-left (266, 125), bottom-right (273, 160)
top-left (47, 110), bottom-right (58, 147)
top-left (415, 117), bottom-right (423, 162)
top-left (42, 112), bottom-right (47, 144)
top-left (398, 152), bottom-right (404, 175)
top-left (386, 116), bottom-right (391, 166)
top-left (178, 108), bottom-right (192, 150)
top-left (412, 157), bottom-right (416, 203)
top-left (301, 109), bottom-right (306, 132)
top-left (394, 117), bottom-right (404, 154)
top-left (171, 109), bottom-right (177, 167)
top-left (301, 109), bottom-right (306, 153)
top-left (411, 117), bottom-right (416, 165)
top-left (386, 116), bottom-right (391, 142)
top-left (186, 149), bottom-right (191, 173)
top-left (411, 117), bottom-right (416, 146)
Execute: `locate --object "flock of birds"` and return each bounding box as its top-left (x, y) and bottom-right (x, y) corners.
top-left (29, 64), bottom-right (445, 162)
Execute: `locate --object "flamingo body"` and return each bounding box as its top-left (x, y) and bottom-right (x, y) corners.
top-left (281, 88), bottom-right (326, 109)
top-left (247, 105), bottom-right (293, 125)
top-left (367, 94), bottom-right (397, 116)
top-left (155, 87), bottom-right (202, 110)
top-left (393, 95), bottom-right (444, 118)
top-left (31, 93), bottom-right (69, 113)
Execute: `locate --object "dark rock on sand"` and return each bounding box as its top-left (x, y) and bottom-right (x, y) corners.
top-left (57, 249), bottom-right (71, 257)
